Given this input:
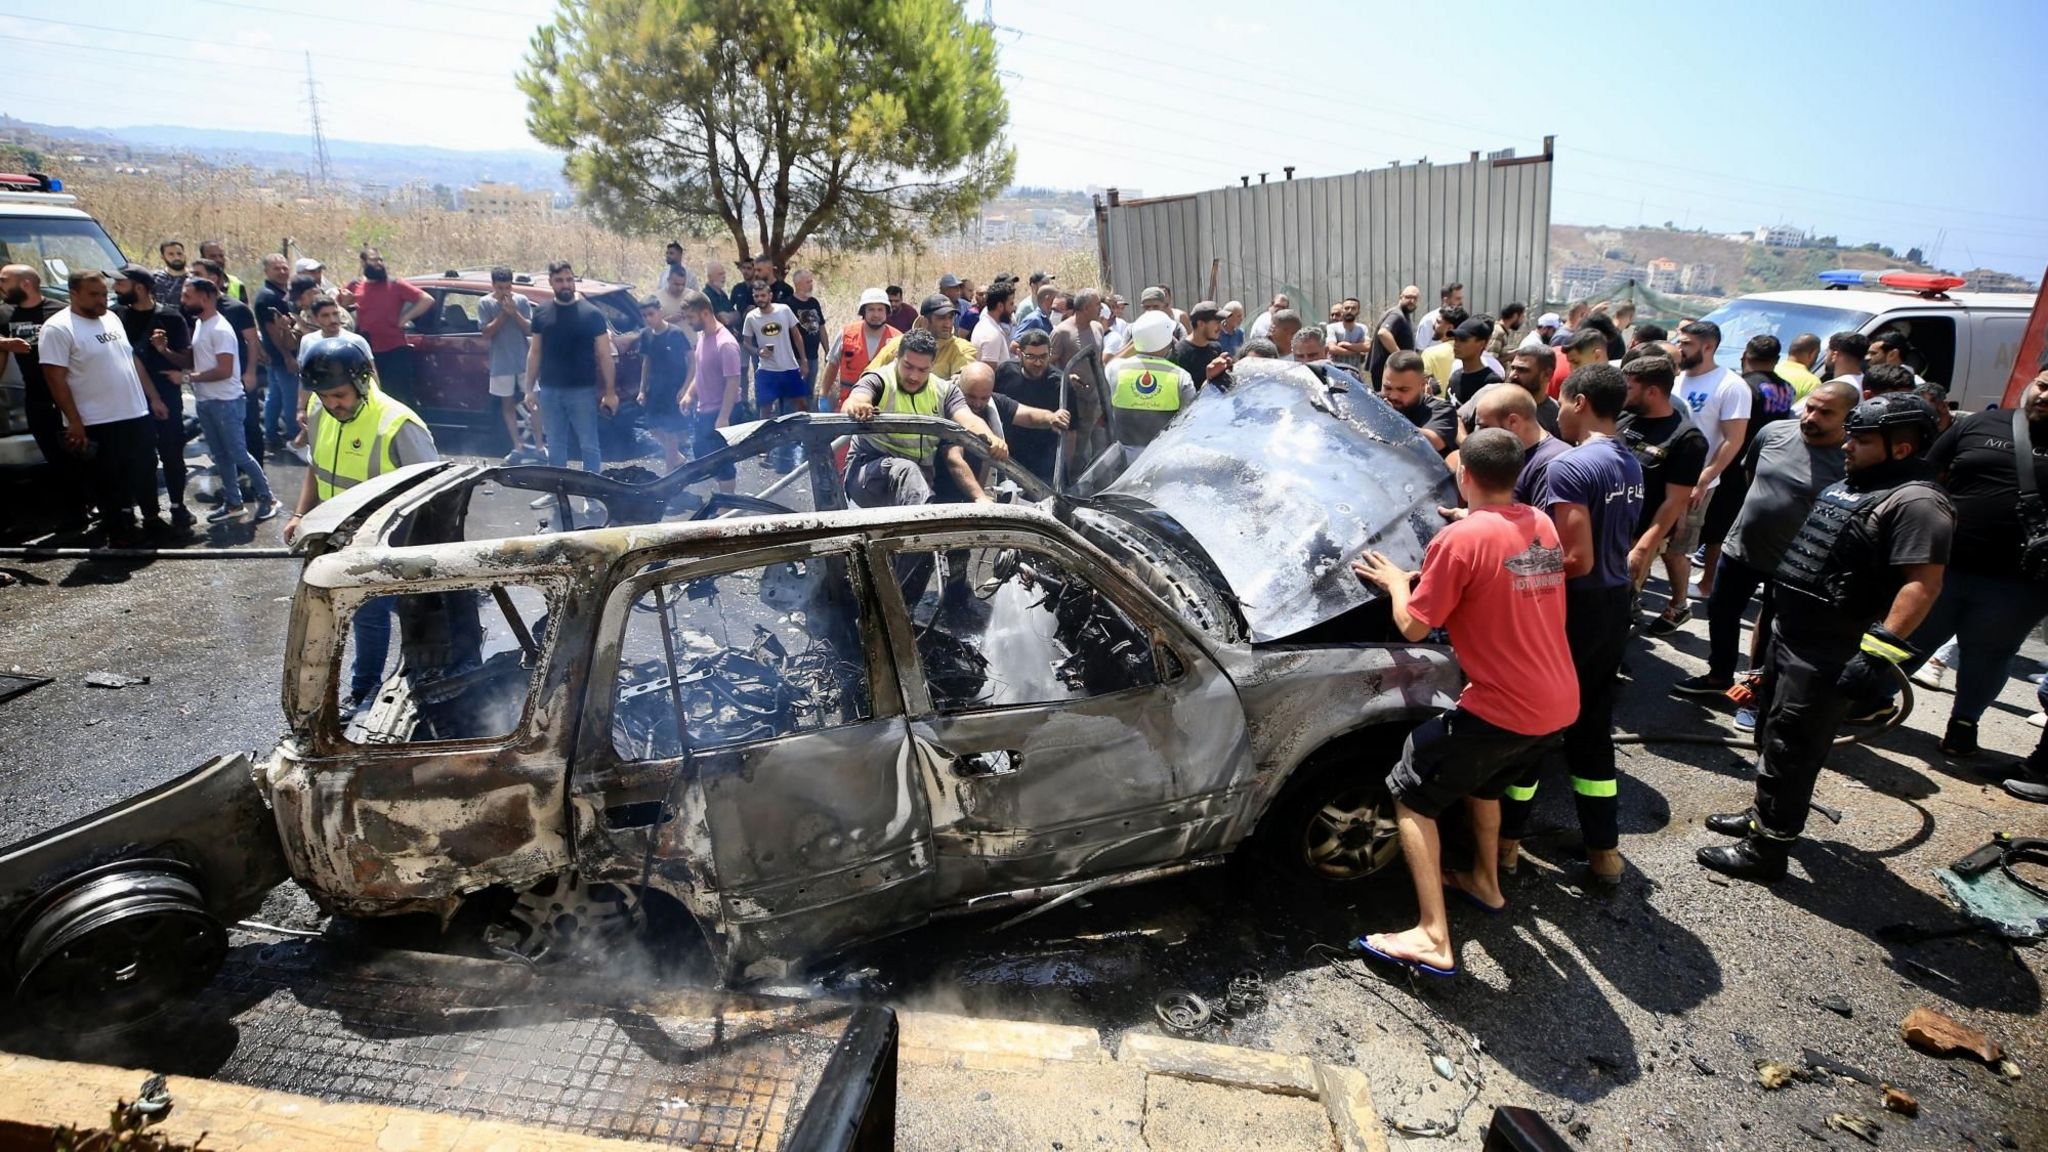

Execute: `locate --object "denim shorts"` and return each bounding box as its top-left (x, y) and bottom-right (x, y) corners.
top-left (754, 367), bottom-right (807, 404)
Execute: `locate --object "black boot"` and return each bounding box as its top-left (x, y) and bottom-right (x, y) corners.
top-left (1705, 811), bottom-right (1755, 837)
top-left (1697, 834), bottom-right (1789, 882)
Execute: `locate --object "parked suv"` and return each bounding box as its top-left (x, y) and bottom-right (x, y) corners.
top-left (399, 269), bottom-right (647, 448)
top-left (1, 360), bottom-right (1465, 1020)
top-left (1700, 280), bottom-right (2034, 412)
top-left (0, 172), bottom-right (130, 468)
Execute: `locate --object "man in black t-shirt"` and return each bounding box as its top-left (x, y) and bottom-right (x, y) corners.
top-left (1616, 354), bottom-right (1707, 611)
top-left (789, 269), bottom-right (827, 397)
top-left (526, 261), bottom-right (618, 477)
top-left (1380, 351), bottom-right (1457, 456)
top-left (1445, 316), bottom-right (1501, 404)
top-left (115, 266), bottom-right (196, 529)
top-left (1366, 284), bottom-right (1420, 387)
top-left (1839, 352), bottom-right (2048, 755)
top-left (1167, 301), bottom-right (1234, 389)
top-left (932, 361), bottom-right (1069, 502)
top-left (993, 329), bottom-right (1066, 484)
top-left (253, 253), bottom-right (298, 449)
top-left (1, 263), bottom-right (86, 527)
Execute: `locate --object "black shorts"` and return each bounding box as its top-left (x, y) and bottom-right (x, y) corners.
top-left (1386, 708), bottom-right (1560, 819)
top-left (690, 411), bottom-right (736, 480)
top-left (644, 383), bottom-right (689, 432)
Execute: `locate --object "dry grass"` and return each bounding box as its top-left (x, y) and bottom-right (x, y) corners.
top-left (68, 167), bottom-right (1098, 321)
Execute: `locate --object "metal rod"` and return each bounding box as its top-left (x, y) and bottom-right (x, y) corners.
top-left (0, 546), bottom-right (297, 560)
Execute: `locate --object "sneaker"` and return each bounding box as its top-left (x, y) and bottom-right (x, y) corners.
top-left (1910, 661), bottom-right (1951, 692)
top-left (252, 500), bottom-right (279, 523)
top-left (1939, 718), bottom-right (1979, 757)
top-left (1673, 673), bottom-right (1733, 698)
top-left (206, 505), bottom-right (241, 523)
top-left (1734, 707), bottom-right (1758, 732)
top-left (1690, 545), bottom-right (1707, 566)
top-left (1842, 700), bottom-right (1901, 726)
top-left (168, 504), bottom-right (195, 530)
top-left (1644, 606), bottom-right (1692, 636)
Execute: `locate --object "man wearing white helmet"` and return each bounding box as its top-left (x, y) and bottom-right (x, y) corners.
top-left (1106, 310), bottom-right (1195, 452)
top-left (820, 286), bottom-right (902, 411)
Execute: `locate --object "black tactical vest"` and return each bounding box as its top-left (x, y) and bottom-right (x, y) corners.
top-left (1619, 407), bottom-right (1696, 472)
top-left (1775, 479), bottom-right (1933, 620)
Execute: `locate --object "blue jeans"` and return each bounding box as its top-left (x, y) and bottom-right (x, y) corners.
top-left (262, 363), bottom-right (297, 441)
top-left (350, 595), bottom-right (394, 704)
top-left (538, 385), bottom-right (602, 473)
top-left (1876, 569), bottom-right (2048, 724)
top-left (194, 395), bottom-right (273, 507)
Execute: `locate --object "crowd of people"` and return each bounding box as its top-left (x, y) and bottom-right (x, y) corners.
top-left (8, 243), bottom-right (2047, 965)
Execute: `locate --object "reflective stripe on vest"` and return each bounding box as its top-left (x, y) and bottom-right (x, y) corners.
top-left (838, 322), bottom-right (899, 384)
top-left (311, 391), bottom-right (426, 500)
top-left (864, 362), bottom-right (946, 463)
top-left (1111, 356), bottom-right (1183, 412)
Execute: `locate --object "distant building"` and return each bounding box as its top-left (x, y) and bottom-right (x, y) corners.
top-left (1555, 263), bottom-right (1608, 301)
top-left (1680, 263), bottom-right (1717, 293)
top-left (1646, 258), bottom-right (1680, 293)
top-left (1959, 267), bottom-right (2038, 293)
top-left (461, 181), bottom-right (551, 217)
top-left (1755, 224), bottom-right (1806, 248)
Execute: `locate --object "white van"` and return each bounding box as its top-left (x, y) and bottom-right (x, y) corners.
top-left (0, 172), bottom-right (131, 467)
top-left (1698, 282), bottom-right (2034, 413)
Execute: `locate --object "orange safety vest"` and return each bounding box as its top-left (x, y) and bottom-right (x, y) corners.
top-left (837, 322), bottom-right (902, 384)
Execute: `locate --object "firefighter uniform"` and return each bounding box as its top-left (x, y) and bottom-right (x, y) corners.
top-left (1700, 394), bottom-right (1953, 881)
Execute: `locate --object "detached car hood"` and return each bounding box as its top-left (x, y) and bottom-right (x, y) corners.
top-left (1099, 359), bottom-right (1457, 642)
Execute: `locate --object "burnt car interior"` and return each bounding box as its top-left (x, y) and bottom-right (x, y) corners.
top-left (342, 583), bottom-right (556, 744)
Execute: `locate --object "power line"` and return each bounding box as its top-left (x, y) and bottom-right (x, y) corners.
top-left (303, 52), bottom-right (333, 190)
top-left (0, 15), bottom-right (521, 79)
top-left (0, 33), bottom-right (520, 95)
top-left (178, 0), bottom-right (531, 43)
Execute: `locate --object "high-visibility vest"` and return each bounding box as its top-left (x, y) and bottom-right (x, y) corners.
top-left (862, 361), bottom-right (947, 465)
top-left (1111, 356), bottom-right (1184, 412)
top-left (310, 388), bottom-right (428, 500)
top-left (837, 321), bottom-right (901, 384)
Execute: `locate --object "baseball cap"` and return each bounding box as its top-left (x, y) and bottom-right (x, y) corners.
top-left (293, 257), bottom-right (324, 274)
top-left (937, 273), bottom-right (963, 290)
top-left (113, 263), bottom-right (155, 285)
top-left (920, 292), bottom-right (957, 318)
top-left (1190, 300), bottom-right (1227, 323)
top-left (1129, 310), bottom-right (1177, 354)
top-left (1030, 270), bottom-right (1057, 285)
top-left (1140, 286), bottom-right (1168, 306)
top-left (1537, 312), bottom-right (1561, 328)
top-left (1452, 317), bottom-right (1493, 342)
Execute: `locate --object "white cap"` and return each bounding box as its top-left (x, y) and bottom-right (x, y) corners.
top-left (293, 257), bottom-right (324, 274)
top-left (857, 286), bottom-right (889, 309)
top-left (1537, 312), bottom-right (1561, 328)
top-left (1130, 310), bottom-right (1177, 354)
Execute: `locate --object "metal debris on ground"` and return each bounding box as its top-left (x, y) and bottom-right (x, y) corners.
top-left (1308, 942), bottom-right (1485, 1140)
top-left (1802, 1048), bottom-right (1880, 1087)
top-left (1882, 1085), bottom-right (1919, 1117)
top-left (1688, 1054), bottom-right (1716, 1076)
top-left (1828, 1111), bottom-right (1883, 1145)
top-left (83, 670), bottom-right (150, 689)
top-left (50, 1073), bottom-right (198, 1151)
top-left (1223, 969), bottom-right (1266, 1015)
top-left (1154, 989), bottom-right (1213, 1035)
top-left (1755, 1059), bottom-right (1805, 1089)
top-left (1900, 1006), bottom-right (2002, 1063)
top-left (1812, 993), bottom-right (1853, 1017)
top-left (0, 670), bottom-right (52, 704)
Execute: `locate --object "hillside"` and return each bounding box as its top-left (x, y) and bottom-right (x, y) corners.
top-left (1548, 224), bottom-right (1943, 302)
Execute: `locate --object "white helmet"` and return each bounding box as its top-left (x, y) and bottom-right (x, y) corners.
top-left (858, 286), bottom-right (889, 309)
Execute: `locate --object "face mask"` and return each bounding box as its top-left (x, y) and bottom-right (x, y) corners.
top-left (362, 264), bottom-right (389, 282)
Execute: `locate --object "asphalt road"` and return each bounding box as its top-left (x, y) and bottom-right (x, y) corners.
top-left (0, 450), bottom-right (2043, 1150)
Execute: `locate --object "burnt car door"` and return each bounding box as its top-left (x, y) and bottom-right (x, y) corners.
top-left (867, 526), bottom-right (1254, 904)
top-left (583, 536), bottom-right (934, 977)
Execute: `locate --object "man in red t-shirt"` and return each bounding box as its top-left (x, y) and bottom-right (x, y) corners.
top-left (343, 246), bottom-right (434, 403)
top-left (1350, 428), bottom-right (1578, 978)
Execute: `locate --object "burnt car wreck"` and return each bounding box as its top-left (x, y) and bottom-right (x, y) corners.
top-left (2, 359), bottom-right (1464, 1026)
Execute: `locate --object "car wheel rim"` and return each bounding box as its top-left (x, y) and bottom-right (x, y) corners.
top-left (1302, 790), bottom-right (1400, 880)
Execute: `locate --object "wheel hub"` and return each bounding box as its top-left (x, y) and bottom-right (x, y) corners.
top-left (1303, 791), bottom-right (1401, 880)
top-left (484, 873), bottom-right (642, 966)
top-left (9, 858), bottom-right (226, 1032)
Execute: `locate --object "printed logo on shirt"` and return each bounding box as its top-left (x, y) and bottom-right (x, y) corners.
top-left (760, 321), bottom-right (784, 338)
top-left (1134, 370), bottom-right (1160, 396)
top-left (1502, 540), bottom-right (1566, 595)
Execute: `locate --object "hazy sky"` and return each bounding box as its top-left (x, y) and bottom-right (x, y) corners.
top-left (4, 0), bottom-right (2046, 278)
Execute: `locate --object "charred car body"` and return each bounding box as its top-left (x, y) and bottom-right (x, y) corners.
top-left (1, 360), bottom-right (1463, 1023)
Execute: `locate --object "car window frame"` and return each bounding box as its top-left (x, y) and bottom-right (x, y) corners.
top-left (867, 527), bottom-right (1183, 719)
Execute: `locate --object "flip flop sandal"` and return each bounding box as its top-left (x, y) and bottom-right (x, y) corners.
top-left (1352, 936), bottom-right (1458, 979)
top-left (1442, 880), bottom-right (1506, 915)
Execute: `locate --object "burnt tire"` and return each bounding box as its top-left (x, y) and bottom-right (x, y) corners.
top-left (1258, 738), bottom-right (1407, 886)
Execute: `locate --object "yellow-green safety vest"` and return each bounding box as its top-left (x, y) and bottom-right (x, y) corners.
top-left (865, 361), bottom-right (947, 465)
top-left (310, 388), bottom-right (427, 500)
top-left (1111, 356), bottom-right (1184, 412)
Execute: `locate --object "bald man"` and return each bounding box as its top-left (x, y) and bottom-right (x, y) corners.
top-left (2, 264), bottom-right (89, 527)
top-left (1471, 384), bottom-right (1571, 507)
top-left (937, 360), bottom-right (1070, 499)
top-left (1367, 284), bottom-right (1421, 387)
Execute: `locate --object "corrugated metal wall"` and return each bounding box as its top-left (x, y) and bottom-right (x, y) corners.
top-left (1098, 153), bottom-right (1552, 322)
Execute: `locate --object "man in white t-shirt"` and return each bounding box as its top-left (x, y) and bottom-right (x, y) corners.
top-left (182, 276), bottom-right (278, 523)
top-left (1414, 282), bottom-right (1464, 353)
top-left (1650, 319), bottom-right (1750, 630)
top-left (37, 270), bottom-right (167, 545)
top-left (971, 280), bottom-right (1016, 366)
top-left (742, 278), bottom-right (810, 419)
